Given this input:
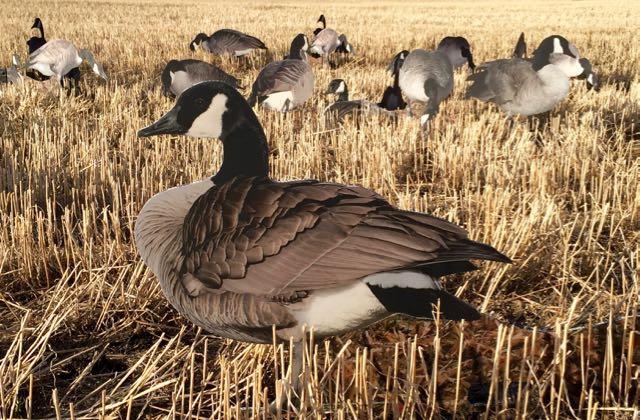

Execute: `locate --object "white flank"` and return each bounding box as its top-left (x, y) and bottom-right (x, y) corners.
top-left (29, 62), bottom-right (54, 77)
top-left (364, 271), bottom-right (440, 289)
top-left (262, 91), bottom-right (295, 112)
top-left (234, 49), bottom-right (252, 57)
top-left (287, 281), bottom-right (387, 337)
top-left (187, 93), bottom-right (228, 138)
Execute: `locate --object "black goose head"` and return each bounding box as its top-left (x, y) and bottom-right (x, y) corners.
top-left (317, 14), bottom-right (326, 28)
top-left (336, 34), bottom-right (354, 54)
top-left (31, 17), bottom-right (43, 33)
top-left (288, 34), bottom-right (309, 60)
top-left (577, 57), bottom-right (600, 91)
top-left (437, 36), bottom-right (475, 71)
top-left (387, 50), bottom-right (409, 74)
top-left (532, 35), bottom-right (584, 76)
top-left (139, 81), bottom-right (260, 139)
top-left (189, 33), bottom-right (209, 52)
top-left (325, 79), bottom-right (347, 95)
top-left (160, 59), bottom-right (180, 97)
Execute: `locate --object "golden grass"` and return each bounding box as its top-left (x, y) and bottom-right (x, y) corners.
top-left (1, 0), bottom-right (639, 418)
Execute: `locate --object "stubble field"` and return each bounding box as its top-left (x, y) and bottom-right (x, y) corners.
top-left (0, 0), bottom-right (639, 418)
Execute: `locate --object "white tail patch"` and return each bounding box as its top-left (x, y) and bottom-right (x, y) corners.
top-left (187, 93), bottom-right (228, 138)
top-left (262, 91), bottom-right (295, 112)
top-left (234, 49), bottom-right (252, 57)
top-left (364, 271), bottom-right (440, 289)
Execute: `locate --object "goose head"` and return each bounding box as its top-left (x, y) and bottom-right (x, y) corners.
top-left (288, 34), bottom-right (309, 60)
top-left (317, 14), bottom-right (326, 28)
top-left (548, 52), bottom-right (589, 79)
top-left (387, 50), bottom-right (409, 74)
top-left (325, 79), bottom-right (347, 95)
top-left (31, 17), bottom-right (44, 34)
top-left (78, 49), bottom-right (108, 81)
top-left (577, 57), bottom-right (600, 91)
top-left (532, 35), bottom-right (584, 77)
top-left (337, 34), bottom-right (354, 54)
top-left (189, 33), bottom-right (208, 52)
top-left (437, 36), bottom-right (475, 71)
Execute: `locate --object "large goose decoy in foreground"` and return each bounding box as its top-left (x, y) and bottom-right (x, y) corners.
top-left (324, 79), bottom-right (401, 124)
top-left (161, 59), bottom-right (240, 97)
top-left (394, 37), bottom-right (474, 125)
top-left (189, 29), bottom-right (267, 57)
top-left (135, 80), bottom-right (511, 397)
top-left (248, 34), bottom-right (313, 112)
top-left (26, 39), bottom-right (107, 85)
top-left (465, 39), bottom-right (589, 117)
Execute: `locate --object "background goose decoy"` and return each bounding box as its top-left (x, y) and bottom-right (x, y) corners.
top-left (161, 59), bottom-right (241, 98)
top-left (395, 38), bottom-right (471, 125)
top-left (465, 45), bottom-right (589, 117)
top-left (189, 29), bottom-right (267, 57)
top-left (135, 80), bottom-right (511, 397)
top-left (248, 34), bottom-right (313, 112)
top-left (324, 79), bottom-right (400, 124)
top-left (436, 36), bottom-right (476, 71)
top-left (531, 34), bottom-right (600, 91)
top-left (26, 39), bottom-right (107, 86)
top-left (26, 17), bottom-right (82, 84)
top-left (379, 50), bottom-right (408, 111)
top-left (0, 54), bottom-right (23, 88)
top-left (308, 16), bottom-right (352, 66)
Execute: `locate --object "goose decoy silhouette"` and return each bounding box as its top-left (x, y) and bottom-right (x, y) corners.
top-left (466, 36), bottom-right (591, 117)
top-left (161, 59), bottom-right (241, 98)
top-left (393, 37), bottom-right (474, 125)
top-left (248, 34), bottom-right (313, 112)
top-left (135, 80), bottom-right (511, 403)
top-left (189, 29), bottom-right (267, 57)
top-left (26, 39), bottom-right (107, 86)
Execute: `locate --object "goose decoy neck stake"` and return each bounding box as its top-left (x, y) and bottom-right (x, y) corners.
top-left (138, 81), bottom-right (269, 184)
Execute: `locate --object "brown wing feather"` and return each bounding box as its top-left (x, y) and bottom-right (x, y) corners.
top-left (210, 29), bottom-right (266, 53)
top-left (251, 59), bottom-right (311, 97)
top-left (180, 178), bottom-right (509, 298)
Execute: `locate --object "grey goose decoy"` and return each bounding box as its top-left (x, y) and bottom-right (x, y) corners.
top-left (436, 36), bottom-right (476, 71)
top-left (324, 79), bottom-right (400, 124)
top-left (26, 39), bottom-right (107, 85)
top-left (0, 54), bottom-right (23, 88)
top-left (135, 80), bottom-right (510, 395)
top-left (26, 18), bottom-right (82, 84)
top-left (161, 59), bottom-right (240, 98)
top-left (248, 34), bottom-right (313, 112)
top-left (531, 34), bottom-right (600, 91)
top-left (379, 50), bottom-right (408, 111)
top-left (309, 16), bottom-right (353, 65)
top-left (465, 41), bottom-right (589, 117)
top-left (189, 29), bottom-right (267, 57)
top-left (395, 38), bottom-right (472, 125)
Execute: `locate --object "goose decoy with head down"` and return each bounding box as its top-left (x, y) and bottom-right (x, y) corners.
top-left (26, 39), bottom-right (107, 86)
top-left (378, 50), bottom-right (408, 111)
top-left (309, 17), bottom-right (353, 65)
top-left (394, 37), bottom-right (474, 125)
top-left (189, 29), bottom-right (267, 57)
top-left (465, 38), bottom-right (590, 117)
top-left (136, 80), bottom-right (511, 400)
top-left (324, 79), bottom-right (400, 124)
top-left (248, 34), bottom-right (313, 112)
top-left (530, 34), bottom-right (599, 91)
top-left (436, 36), bottom-right (476, 71)
top-left (161, 59), bottom-right (241, 98)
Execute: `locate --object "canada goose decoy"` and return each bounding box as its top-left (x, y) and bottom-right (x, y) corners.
top-left (248, 34), bottom-right (313, 112)
top-left (26, 39), bottom-right (107, 86)
top-left (136, 80), bottom-right (511, 401)
top-left (378, 50), bottom-right (408, 111)
top-left (395, 38), bottom-right (471, 125)
top-left (309, 17), bottom-right (352, 66)
top-left (436, 36), bottom-right (475, 71)
top-left (465, 41), bottom-right (589, 117)
top-left (0, 54), bottom-right (23, 87)
top-left (324, 79), bottom-right (399, 124)
top-left (189, 29), bottom-right (267, 57)
top-left (531, 34), bottom-right (600, 91)
top-left (161, 59), bottom-right (241, 98)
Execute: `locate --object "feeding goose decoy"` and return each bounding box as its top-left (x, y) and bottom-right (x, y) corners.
top-left (531, 34), bottom-right (600, 91)
top-left (248, 34), bottom-right (313, 112)
top-left (135, 80), bottom-right (511, 400)
top-left (324, 79), bottom-right (400, 124)
top-left (26, 39), bottom-right (107, 86)
top-left (378, 50), bottom-right (408, 111)
top-left (25, 18), bottom-right (82, 84)
top-left (161, 59), bottom-right (241, 98)
top-left (394, 37), bottom-right (473, 126)
top-left (436, 36), bottom-right (475, 71)
top-left (309, 17), bottom-right (352, 66)
top-left (189, 29), bottom-right (267, 57)
top-left (465, 39), bottom-right (589, 117)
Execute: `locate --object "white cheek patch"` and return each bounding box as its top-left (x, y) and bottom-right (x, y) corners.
top-left (587, 74), bottom-right (594, 85)
top-left (346, 44), bottom-right (352, 53)
top-left (420, 114), bottom-right (431, 126)
top-left (169, 71), bottom-right (175, 83)
top-left (93, 62), bottom-right (100, 74)
top-left (336, 81), bottom-right (346, 93)
top-left (553, 37), bottom-right (563, 54)
top-left (187, 93), bottom-right (228, 138)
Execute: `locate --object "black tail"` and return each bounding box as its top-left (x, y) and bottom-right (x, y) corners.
top-left (369, 286), bottom-right (481, 321)
top-left (513, 32), bottom-right (527, 58)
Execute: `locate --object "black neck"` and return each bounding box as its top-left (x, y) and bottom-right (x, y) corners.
top-left (337, 88), bottom-right (349, 102)
top-left (392, 69), bottom-right (400, 88)
top-left (289, 47), bottom-right (304, 60)
top-left (213, 118), bottom-right (269, 185)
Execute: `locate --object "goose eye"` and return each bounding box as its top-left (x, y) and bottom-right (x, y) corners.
top-left (195, 98), bottom-right (206, 109)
